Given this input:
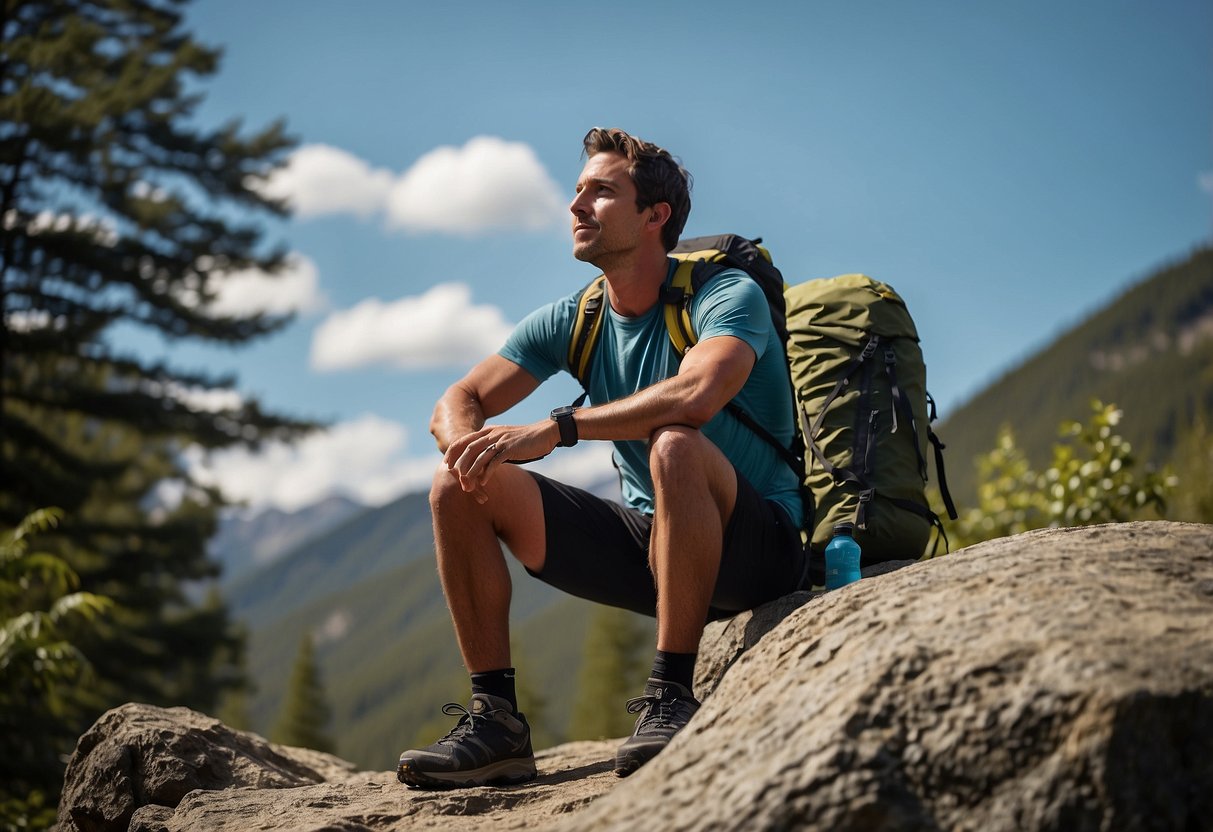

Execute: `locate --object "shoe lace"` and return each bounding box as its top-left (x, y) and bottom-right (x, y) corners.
top-left (437, 702), bottom-right (485, 742)
top-left (624, 692), bottom-right (692, 730)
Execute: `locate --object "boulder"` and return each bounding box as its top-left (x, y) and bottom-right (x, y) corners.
top-left (694, 559), bottom-right (916, 698)
top-left (57, 521), bottom-right (1213, 831)
top-left (55, 703), bottom-right (619, 832)
top-left (570, 521), bottom-right (1213, 831)
top-left (56, 704), bottom-right (359, 831)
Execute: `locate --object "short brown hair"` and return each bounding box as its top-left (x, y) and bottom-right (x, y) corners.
top-left (582, 127), bottom-right (692, 252)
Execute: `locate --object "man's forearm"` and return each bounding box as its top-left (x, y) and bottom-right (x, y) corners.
top-left (573, 336), bottom-right (753, 445)
top-left (575, 371), bottom-right (717, 444)
top-left (430, 384), bottom-right (486, 453)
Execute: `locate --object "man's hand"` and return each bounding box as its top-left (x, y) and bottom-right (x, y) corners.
top-left (443, 420), bottom-right (560, 503)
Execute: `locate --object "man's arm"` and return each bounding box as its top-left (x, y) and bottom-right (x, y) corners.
top-left (577, 334), bottom-right (755, 439)
top-left (430, 354), bottom-right (543, 453)
top-left (446, 335), bottom-right (756, 492)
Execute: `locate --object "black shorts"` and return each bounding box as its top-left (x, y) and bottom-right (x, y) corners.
top-left (525, 470), bottom-right (807, 620)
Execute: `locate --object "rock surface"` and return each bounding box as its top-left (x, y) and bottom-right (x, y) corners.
top-left (57, 521), bottom-right (1213, 831)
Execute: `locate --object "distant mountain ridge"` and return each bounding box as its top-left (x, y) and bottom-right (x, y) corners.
top-left (210, 495), bottom-right (366, 586)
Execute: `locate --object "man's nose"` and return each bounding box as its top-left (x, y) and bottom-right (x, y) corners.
top-left (569, 191), bottom-right (590, 216)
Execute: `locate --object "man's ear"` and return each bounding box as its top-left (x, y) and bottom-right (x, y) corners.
top-left (646, 202), bottom-right (672, 231)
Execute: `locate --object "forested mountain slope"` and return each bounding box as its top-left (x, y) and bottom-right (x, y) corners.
top-left (937, 245), bottom-right (1213, 503)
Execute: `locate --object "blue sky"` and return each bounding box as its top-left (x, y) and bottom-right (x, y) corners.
top-left (160, 0), bottom-right (1211, 512)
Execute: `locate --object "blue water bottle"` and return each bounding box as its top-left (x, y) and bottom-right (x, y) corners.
top-left (824, 522), bottom-right (862, 590)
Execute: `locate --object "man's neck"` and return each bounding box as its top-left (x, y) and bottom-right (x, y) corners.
top-left (602, 247), bottom-right (671, 317)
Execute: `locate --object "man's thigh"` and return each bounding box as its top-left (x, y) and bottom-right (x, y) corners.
top-left (526, 470), bottom-right (806, 620)
top-left (525, 472), bottom-right (658, 617)
top-left (709, 470), bottom-right (807, 617)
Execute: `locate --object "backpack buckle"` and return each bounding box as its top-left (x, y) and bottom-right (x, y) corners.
top-left (659, 285), bottom-right (686, 305)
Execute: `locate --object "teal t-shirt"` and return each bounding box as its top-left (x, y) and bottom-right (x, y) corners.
top-left (499, 261), bottom-right (802, 522)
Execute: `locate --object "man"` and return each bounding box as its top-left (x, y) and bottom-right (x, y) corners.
top-left (396, 128), bottom-right (805, 789)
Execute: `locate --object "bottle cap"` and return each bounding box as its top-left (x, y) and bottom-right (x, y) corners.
top-left (832, 522), bottom-right (855, 537)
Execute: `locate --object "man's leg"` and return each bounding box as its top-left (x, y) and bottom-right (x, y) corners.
top-left (615, 425), bottom-right (737, 777)
top-left (429, 462), bottom-right (546, 674)
top-left (396, 463), bottom-right (546, 790)
top-left (647, 425), bottom-right (737, 651)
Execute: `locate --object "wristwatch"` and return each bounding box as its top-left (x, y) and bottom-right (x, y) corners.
top-left (550, 405), bottom-right (578, 447)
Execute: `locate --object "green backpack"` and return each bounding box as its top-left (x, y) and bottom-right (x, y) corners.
top-left (566, 234), bottom-right (957, 573)
top-left (786, 273), bottom-right (957, 561)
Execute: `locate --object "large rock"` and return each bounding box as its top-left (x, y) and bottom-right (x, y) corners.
top-left (57, 522), bottom-right (1213, 831)
top-left (570, 521), bottom-right (1213, 831)
top-left (56, 704), bottom-right (360, 831)
top-left (55, 703), bottom-right (619, 832)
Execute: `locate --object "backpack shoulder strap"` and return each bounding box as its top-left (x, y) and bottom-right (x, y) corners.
top-left (661, 258), bottom-right (700, 356)
top-left (568, 274), bottom-right (607, 389)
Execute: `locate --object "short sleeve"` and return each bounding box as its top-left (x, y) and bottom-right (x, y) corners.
top-left (689, 269), bottom-right (770, 360)
top-left (497, 292), bottom-right (579, 383)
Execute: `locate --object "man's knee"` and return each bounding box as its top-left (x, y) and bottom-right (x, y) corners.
top-left (648, 425), bottom-right (737, 523)
top-left (430, 463), bottom-right (458, 508)
top-left (648, 425), bottom-right (707, 481)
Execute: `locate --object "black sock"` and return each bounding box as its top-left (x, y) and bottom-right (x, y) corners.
top-left (650, 650), bottom-right (696, 692)
top-left (470, 668), bottom-right (517, 711)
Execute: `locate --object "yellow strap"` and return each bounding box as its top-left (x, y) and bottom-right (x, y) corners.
top-left (663, 260), bottom-right (698, 356)
top-left (569, 275), bottom-right (607, 384)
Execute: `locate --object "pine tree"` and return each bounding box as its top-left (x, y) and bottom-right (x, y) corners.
top-left (272, 634), bottom-right (335, 754)
top-left (568, 606), bottom-right (650, 740)
top-left (0, 0), bottom-right (313, 806)
top-left (0, 508), bottom-right (110, 827)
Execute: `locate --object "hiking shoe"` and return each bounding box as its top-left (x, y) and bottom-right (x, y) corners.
top-left (396, 693), bottom-right (536, 789)
top-left (614, 678), bottom-right (700, 777)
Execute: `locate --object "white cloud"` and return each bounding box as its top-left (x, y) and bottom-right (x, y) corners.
top-left (165, 384), bottom-right (244, 413)
top-left (385, 136), bottom-right (564, 234)
top-left (258, 144), bottom-right (395, 218)
top-left (206, 254), bottom-right (327, 317)
top-left (139, 380), bottom-right (244, 413)
top-left (257, 138), bottom-right (564, 235)
top-left (187, 414), bottom-right (439, 512)
top-left (310, 282), bottom-right (514, 371)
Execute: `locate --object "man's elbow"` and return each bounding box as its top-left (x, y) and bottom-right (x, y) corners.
top-left (679, 391), bottom-right (724, 429)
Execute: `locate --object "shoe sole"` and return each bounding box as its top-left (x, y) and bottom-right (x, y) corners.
top-left (614, 736), bottom-right (667, 778)
top-left (614, 757), bottom-right (642, 778)
top-left (397, 757), bottom-right (537, 790)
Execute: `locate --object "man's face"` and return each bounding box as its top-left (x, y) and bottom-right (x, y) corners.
top-left (569, 152), bottom-right (646, 266)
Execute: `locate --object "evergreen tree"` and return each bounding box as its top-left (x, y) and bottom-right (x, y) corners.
top-left (568, 606), bottom-right (650, 740)
top-left (0, 508), bottom-right (110, 828)
top-left (272, 633), bottom-right (335, 754)
top-left (0, 0), bottom-right (312, 806)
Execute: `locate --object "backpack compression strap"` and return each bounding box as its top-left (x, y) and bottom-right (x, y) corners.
top-left (805, 334), bottom-right (955, 550)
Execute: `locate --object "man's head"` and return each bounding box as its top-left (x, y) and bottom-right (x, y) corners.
top-left (578, 127), bottom-right (692, 254)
